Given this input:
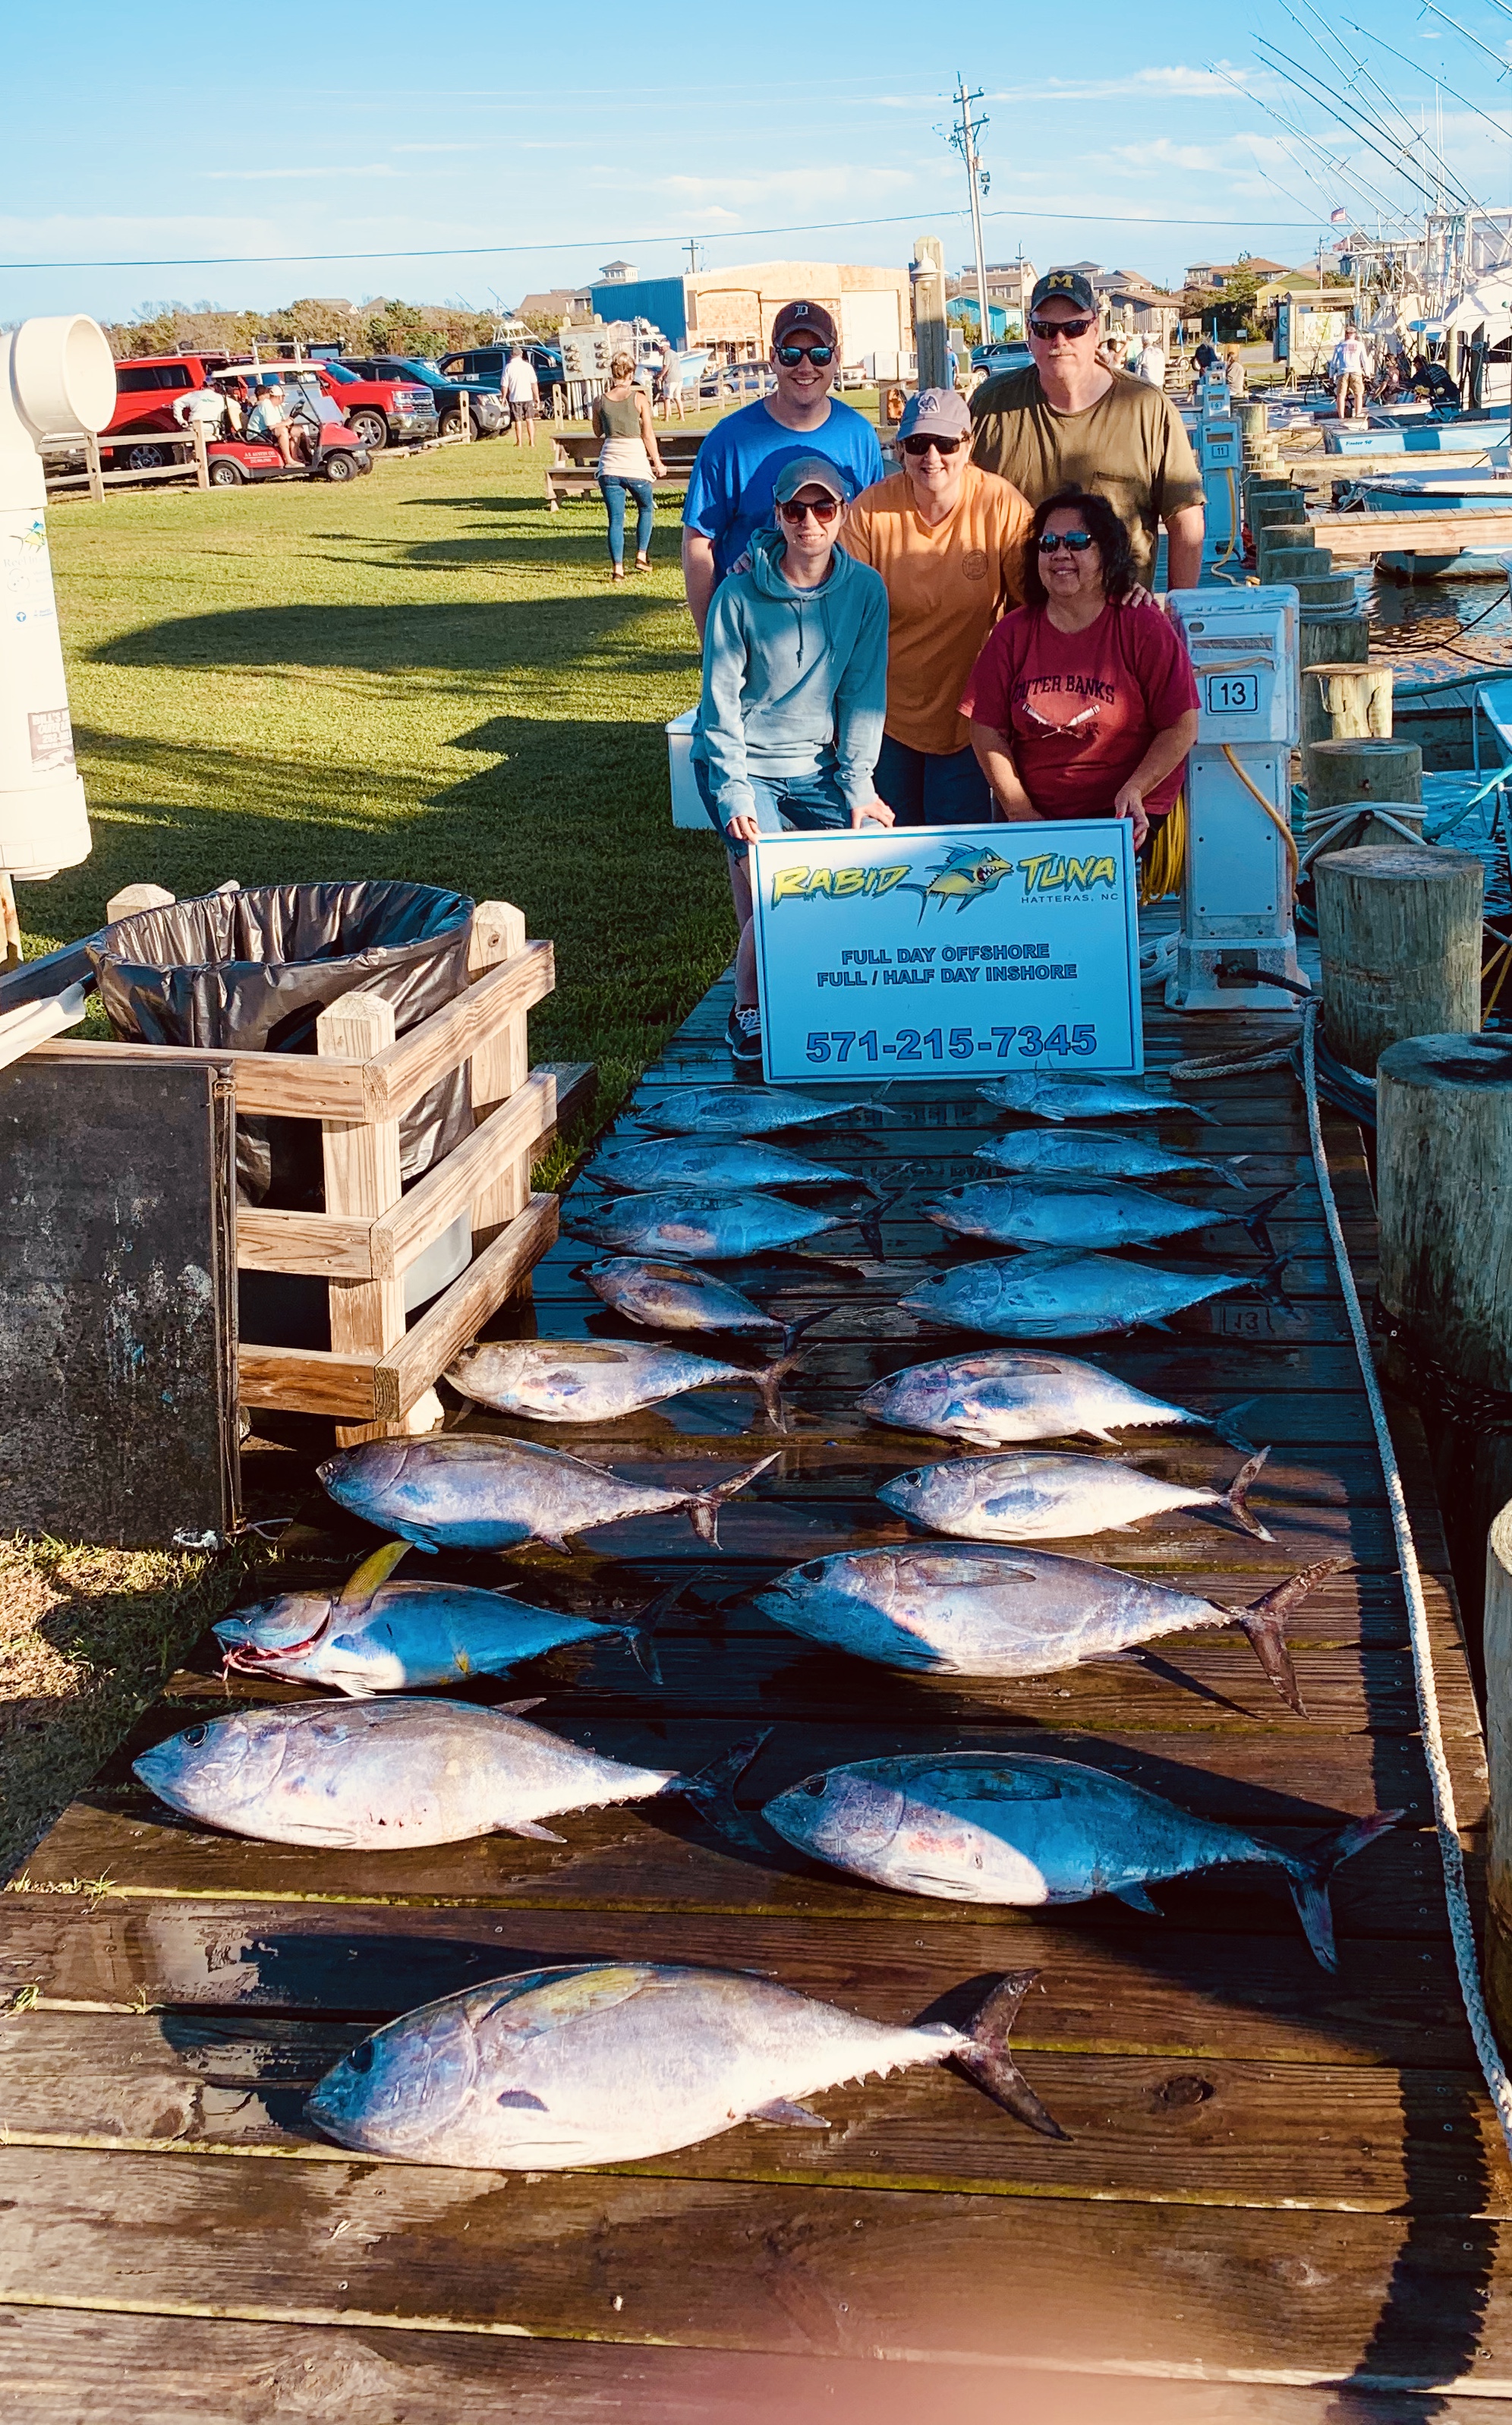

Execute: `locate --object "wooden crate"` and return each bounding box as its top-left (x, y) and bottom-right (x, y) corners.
top-left (35, 897), bottom-right (563, 1446)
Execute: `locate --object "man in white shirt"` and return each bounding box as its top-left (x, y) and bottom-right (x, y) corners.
top-left (502, 347), bottom-right (540, 449)
top-left (1137, 336), bottom-right (1167, 390)
top-left (1335, 330), bottom-right (1369, 421)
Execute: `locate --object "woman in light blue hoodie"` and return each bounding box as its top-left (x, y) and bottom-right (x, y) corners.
top-left (695, 453), bottom-right (893, 1063)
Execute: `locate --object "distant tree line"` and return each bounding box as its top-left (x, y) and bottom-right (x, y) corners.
top-left (102, 296), bottom-right (502, 359)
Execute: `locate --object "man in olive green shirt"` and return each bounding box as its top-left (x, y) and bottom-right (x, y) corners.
top-left (970, 270), bottom-right (1205, 591)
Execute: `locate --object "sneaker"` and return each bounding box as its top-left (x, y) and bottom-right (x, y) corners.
top-left (726, 1004), bottom-right (763, 1064)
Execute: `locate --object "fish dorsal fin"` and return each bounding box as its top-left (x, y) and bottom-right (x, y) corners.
top-left (336, 1539), bottom-right (411, 1611)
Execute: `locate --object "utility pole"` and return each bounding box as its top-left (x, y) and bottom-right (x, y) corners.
top-left (685, 238), bottom-right (703, 276)
top-left (950, 75), bottom-right (991, 348)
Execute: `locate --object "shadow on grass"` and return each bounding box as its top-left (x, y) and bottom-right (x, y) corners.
top-left (95, 598), bottom-right (691, 682)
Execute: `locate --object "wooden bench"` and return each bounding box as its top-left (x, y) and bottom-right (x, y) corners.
top-left (545, 463), bottom-right (694, 512)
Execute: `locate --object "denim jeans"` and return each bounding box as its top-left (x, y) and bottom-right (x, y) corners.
top-left (875, 733), bottom-right (992, 828)
top-left (692, 754), bottom-right (850, 860)
top-left (599, 475), bottom-right (654, 569)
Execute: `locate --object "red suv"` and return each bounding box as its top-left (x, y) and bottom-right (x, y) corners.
top-left (104, 354), bottom-right (230, 438)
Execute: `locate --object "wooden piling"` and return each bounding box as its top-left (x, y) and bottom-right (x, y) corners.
top-left (1485, 1497), bottom-right (1512, 2048)
top-left (1378, 1030), bottom-right (1512, 1660)
top-left (1306, 736), bottom-right (1422, 812)
top-left (1315, 846), bottom-right (1482, 1074)
top-left (1263, 546), bottom-right (1333, 586)
top-left (1301, 662), bottom-right (1394, 757)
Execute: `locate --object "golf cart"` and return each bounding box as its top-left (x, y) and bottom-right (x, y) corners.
top-left (206, 374), bottom-right (372, 485)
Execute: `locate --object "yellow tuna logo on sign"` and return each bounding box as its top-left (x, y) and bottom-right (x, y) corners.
top-left (1018, 851), bottom-right (1119, 894)
top-left (771, 862), bottom-right (912, 905)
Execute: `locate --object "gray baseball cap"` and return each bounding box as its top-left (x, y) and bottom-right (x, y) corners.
top-left (898, 386), bottom-right (972, 440)
top-left (772, 453), bottom-right (848, 505)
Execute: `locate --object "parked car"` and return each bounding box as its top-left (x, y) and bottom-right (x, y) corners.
top-left (438, 342), bottom-right (564, 405)
top-left (971, 339), bottom-right (1033, 379)
top-left (339, 356), bottom-right (505, 437)
top-left (102, 355), bottom-right (232, 462)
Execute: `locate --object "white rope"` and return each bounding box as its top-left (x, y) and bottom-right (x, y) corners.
top-left (1303, 998), bottom-right (1512, 2158)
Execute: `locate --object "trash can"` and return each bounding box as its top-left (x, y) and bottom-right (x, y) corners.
top-left (89, 881), bottom-right (476, 1346)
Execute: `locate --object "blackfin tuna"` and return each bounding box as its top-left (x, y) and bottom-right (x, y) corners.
top-left (213, 1544), bottom-right (677, 1695)
top-left (754, 1542), bottom-right (1349, 1713)
top-left (921, 1178), bottom-right (1288, 1257)
top-left (877, 1446), bottom-right (1273, 1542)
top-left (565, 1188), bottom-right (887, 1262)
top-left (858, 1350), bottom-right (1254, 1450)
top-left (132, 1698), bottom-right (678, 1849)
top-left (318, 1434), bottom-right (777, 1553)
top-left (761, 1752), bottom-right (1397, 1969)
top-left (448, 1337), bottom-right (797, 1433)
top-left (978, 1074), bottom-right (1216, 1124)
top-left (307, 1962), bottom-right (1063, 2165)
top-left (594, 1137), bottom-right (873, 1195)
top-left (900, 1247), bottom-right (1287, 1339)
top-left (975, 1129), bottom-right (1249, 1189)
top-left (583, 1259), bottom-right (833, 1357)
top-left (636, 1086), bottom-right (895, 1137)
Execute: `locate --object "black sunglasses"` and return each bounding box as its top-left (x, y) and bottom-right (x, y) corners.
top-left (1038, 529), bottom-right (1095, 553)
top-left (902, 433), bottom-right (966, 456)
top-left (776, 494), bottom-right (841, 523)
top-left (1028, 314), bottom-right (1098, 340)
top-left (775, 342), bottom-right (835, 366)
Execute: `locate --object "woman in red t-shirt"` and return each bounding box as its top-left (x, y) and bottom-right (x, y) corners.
top-left (959, 486), bottom-right (1199, 850)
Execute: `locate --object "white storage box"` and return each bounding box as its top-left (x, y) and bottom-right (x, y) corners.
top-left (667, 708), bottom-right (708, 830)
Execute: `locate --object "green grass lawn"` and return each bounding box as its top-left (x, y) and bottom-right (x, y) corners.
top-left (26, 424), bottom-right (738, 1146)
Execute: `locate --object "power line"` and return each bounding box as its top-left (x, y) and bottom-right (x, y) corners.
top-left (0, 200), bottom-right (1338, 277)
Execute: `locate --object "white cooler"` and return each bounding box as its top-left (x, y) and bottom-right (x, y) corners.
top-left (666, 708), bottom-right (708, 829)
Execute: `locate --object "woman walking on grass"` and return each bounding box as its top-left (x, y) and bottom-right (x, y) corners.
top-left (594, 352), bottom-right (667, 581)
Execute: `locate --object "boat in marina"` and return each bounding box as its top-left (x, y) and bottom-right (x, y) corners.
top-left (1347, 458), bottom-right (1512, 579)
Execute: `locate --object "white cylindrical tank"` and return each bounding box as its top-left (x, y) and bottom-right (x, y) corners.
top-left (1, 315), bottom-right (117, 881)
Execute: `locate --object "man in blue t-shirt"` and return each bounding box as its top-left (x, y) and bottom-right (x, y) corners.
top-left (681, 298), bottom-right (884, 641)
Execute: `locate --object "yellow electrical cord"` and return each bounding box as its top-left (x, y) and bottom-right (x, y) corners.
top-left (1138, 791), bottom-right (1186, 904)
top-left (1205, 468), bottom-right (1246, 585)
top-left (1484, 938), bottom-right (1512, 1020)
top-left (1221, 743), bottom-right (1301, 902)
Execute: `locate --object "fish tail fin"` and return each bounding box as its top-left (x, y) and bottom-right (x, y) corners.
top-left (1181, 1098), bottom-right (1222, 1126)
top-left (1225, 1445), bottom-right (1274, 1540)
top-left (1238, 1183), bottom-right (1293, 1261)
top-left (953, 1972), bottom-right (1068, 2141)
top-left (1284, 1810), bottom-right (1403, 1971)
top-left (678, 1729), bottom-right (773, 1852)
top-left (1253, 1253), bottom-right (1294, 1310)
top-left (687, 1451), bottom-right (781, 1546)
top-left (780, 1304), bottom-right (840, 1356)
top-left (1233, 1555), bottom-right (1350, 1714)
top-left (854, 1179), bottom-right (913, 1260)
top-left (753, 1351), bottom-right (803, 1434)
top-left (622, 1578), bottom-right (689, 1686)
top-left (1210, 1398), bottom-right (1258, 1453)
top-left (1219, 1154), bottom-right (1253, 1193)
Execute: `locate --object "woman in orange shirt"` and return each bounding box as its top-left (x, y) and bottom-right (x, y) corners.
top-left (840, 386), bottom-right (1033, 825)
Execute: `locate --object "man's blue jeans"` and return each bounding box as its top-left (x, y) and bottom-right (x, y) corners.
top-left (692, 755), bottom-right (851, 859)
top-left (599, 475), bottom-right (654, 569)
top-left (875, 733), bottom-right (993, 827)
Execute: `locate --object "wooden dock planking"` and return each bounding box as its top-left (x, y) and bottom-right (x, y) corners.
top-left (2, 951), bottom-right (1507, 2411)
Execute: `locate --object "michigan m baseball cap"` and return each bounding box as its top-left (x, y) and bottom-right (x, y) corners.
top-left (1029, 269), bottom-right (1098, 317)
top-left (771, 299), bottom-right (839, 348)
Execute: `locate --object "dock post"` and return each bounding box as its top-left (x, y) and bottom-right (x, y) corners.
top-left (1378, 1032), bottom-right (1512, 1651)
top-left (1306, 736), bottom-right (1422, 814)
top-left (912, 235), bottom-right (951, 392)
top-left (1302, 662), bottom-right (1394, 759)
top-left (1315, 847), bottom-right (1483, 1075)
top-left (1485, 1499), bottom-right (1512, 2046)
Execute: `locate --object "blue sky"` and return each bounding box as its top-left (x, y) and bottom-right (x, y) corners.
top-left (4, 0), bottom-right (1510, 326)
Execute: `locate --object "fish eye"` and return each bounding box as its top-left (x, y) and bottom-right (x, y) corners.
top-left (348, 2039), bottom-right (374, 2073)
top-left (802, 1775), bottom-right (828, 1797)
top-left (183, 1726), bottom-right (207, 1746)
top-left (797, 1560), bottom-right (826, 1581)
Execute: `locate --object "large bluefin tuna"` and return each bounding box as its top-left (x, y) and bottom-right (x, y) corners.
top-left (760, 1753), bottom-right (1397, 1970)
top-left (754, 1542), bottom-right (1347, 1713)
top-left (594, 1138), bottom-right (873, 1195)
top-left (318, 1434), bottom-right (778, 1553)
top-left (132, 1699), bottom-right (677, 1848)
top-left (583, 1260), bottom-right (833, 1357)
top-left (900, 1247), bottom-right (1287, 1339)
top-left (635, 1086), bottom-right (896, 1138)
top-left (213, 1544), bottom-right (676, 1696)
top-left (921, 1178), bottom-right (1288, 1257)
top-left (564, 1188), bottom-right (887, 1262)
top-left (978, 1074), bottom-right (1216, 1124)
top-left (307, 1962), bottom-right (1063, 2165)
top-left (448, 1338), bottom-right (797, 1433)
top-left (975, 1129), bottom-right (1249, 1189)
top-left (877, 1446), bottom-right (1273, 1543)
top-left (858, 1349), bottom-right (1253, 1449)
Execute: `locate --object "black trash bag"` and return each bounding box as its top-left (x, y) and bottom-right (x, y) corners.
top-left (90, 882), bottom-right (477, 1350)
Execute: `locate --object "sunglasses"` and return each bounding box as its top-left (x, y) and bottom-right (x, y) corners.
top-left (775, 342), bottom-right (835, 366)
top-left (1028, 314), bottom-right (1098, 341)
top-left (902, 433), bottom-right (965, 456)
top-left (776, 494), bottom-right (841, 524)
top-left (1038, 529), bottom-right (1095, 553)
